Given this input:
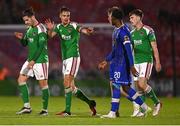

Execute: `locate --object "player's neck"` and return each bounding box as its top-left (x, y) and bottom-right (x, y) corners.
top-left (136, 22), bottom-right (143, 30)
top-left (115, 21), bottom-right (123, 28)
top-left (33, 19), bottom-right (39, 27)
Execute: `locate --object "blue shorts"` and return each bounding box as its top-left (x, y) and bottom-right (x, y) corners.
top-left (109, 62), bottom-right (132, 85)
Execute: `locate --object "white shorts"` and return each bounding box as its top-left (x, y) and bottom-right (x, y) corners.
top-left (134, 62), bottom-right (153, 81)
top-left (62, 57), bottom-right (80, 77)
top-left (20, 61), bottom-right (49, 80)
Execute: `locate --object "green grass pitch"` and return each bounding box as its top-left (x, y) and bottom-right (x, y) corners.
top-left (0, 96), bottom-right (179, 125)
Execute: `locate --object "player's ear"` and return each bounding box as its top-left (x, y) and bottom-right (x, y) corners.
top-left (31, 15), bottom-right (35, 20)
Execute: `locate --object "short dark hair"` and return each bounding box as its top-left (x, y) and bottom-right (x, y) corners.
top-left (129, 9), bottom-right (144, 19)
top-left (107, 6), bottom-right (119, 14)
top-left (60, 6), bottom-right (70, 13)
top-left (22, 7), bottom-right (35, 17)
top-left (111, 8), bottom-right (124, 20)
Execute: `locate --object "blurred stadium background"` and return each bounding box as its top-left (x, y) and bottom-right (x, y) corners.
top-left (0, 0), bottom-right (180, 97)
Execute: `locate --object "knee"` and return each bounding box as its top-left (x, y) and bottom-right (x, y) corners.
top-left (17, 76), bottom-right (26, 84)
top-left (64, 78), bottom-right (70, 87)
top-left (72, 86), bottom-right (78, 94)
top-left (64, 75), bottom-right (73, 87)
top-left (122, 85), bottom-right (130, 93)
top-left (39, 80), bottom-right (48, 89)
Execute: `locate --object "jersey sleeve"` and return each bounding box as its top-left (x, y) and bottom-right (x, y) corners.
top-left (148, 29), bottom-right (156, 42)
top-left (119, 31), bottom-right (134, 67)
top-left (20, 34), bottom-right (28, 46)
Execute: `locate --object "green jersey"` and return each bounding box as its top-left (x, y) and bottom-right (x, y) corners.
top-left (54, 22), bottom-right (81, 60)
top-left (20, 23), bottom-right (48, 63)
top-left (131, 25), bottom-right (156, 64)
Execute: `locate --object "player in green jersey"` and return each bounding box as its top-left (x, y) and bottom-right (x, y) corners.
top-left (14, 7), bottom-right (49, 116)
top-left (129, 9), bottom-right (162, 117)
top-left (45, 6), bottom-right (96, 116)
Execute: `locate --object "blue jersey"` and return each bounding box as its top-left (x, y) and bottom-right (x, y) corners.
top-left (107, 25), bottom-right (134, 84)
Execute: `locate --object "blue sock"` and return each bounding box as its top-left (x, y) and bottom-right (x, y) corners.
top-left (126, 95), bottom-right (133, 101)
top-left (111, 83), bottom-right (120, 112)
top-left (127, 87), bottom-right (143, 106)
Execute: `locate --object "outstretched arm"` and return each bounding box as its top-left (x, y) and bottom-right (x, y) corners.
top-left (14, 32), bottom-right (28, 46)
top-left (45, 18), bottom-right (57, 38)
top-left (79, 27), bottom-right (94, 35)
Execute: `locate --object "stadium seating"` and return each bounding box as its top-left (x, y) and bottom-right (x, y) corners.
top-left (0, 0), bottom-right (179, 78)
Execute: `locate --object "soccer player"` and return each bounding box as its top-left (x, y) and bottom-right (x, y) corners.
top-left (129, 9), bottom-right (162, 116)
top-left (45, 6), bottom-right (96, 116)
top-left (14, 7), bottom-right (49, 116)
top-left (98, 7), bottom-right (150, 118)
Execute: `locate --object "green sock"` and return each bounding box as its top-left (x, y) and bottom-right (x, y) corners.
top-left (146, 86), bottom-right (159, 104)
top-left (19, 83), bottom-right (29, 103)
top-left (42, 88), bottom-right (49, 110)
top-left (65, 87), bottom-right (72, 113)
top-left (74, 88), bottom-right (91, 105)
top-left (140, 94), bottom-right (146, 102)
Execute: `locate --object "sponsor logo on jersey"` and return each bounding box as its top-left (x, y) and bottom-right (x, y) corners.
top-left (28, 38), bottom-right (34, 43)
top-left (134, 40), bottom-right (142, 45)
top-left (61, 34), bottom-right (71, 40)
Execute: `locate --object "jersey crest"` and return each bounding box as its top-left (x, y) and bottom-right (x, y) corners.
top-left (124, 35), bottom-right (130, 41)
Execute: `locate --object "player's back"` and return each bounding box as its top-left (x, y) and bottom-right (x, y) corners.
top-left (112, 25), bottom-right (132, 67)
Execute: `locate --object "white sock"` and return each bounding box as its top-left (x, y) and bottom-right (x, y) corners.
top-left (24, 103), bottom-right (30, 108)
top-left (140, 103), bottom-right (148, 112)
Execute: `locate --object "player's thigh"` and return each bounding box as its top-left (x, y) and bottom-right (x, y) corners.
top-left (20, 61), bottom-right (34, 77)
top-left (62, 57), bottom-right (80, 78)
top-left (33, 62), bottom-right (49, 80)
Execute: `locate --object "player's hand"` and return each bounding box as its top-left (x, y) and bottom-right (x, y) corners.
top-left (27, 60), bottom-right (35, 69)
top-left (86, 27), bottom-right (94, 35)
top-left (14, 32), bottom-right (23, 39)
top-left (130, 66), bottom-right (139, 77)
top-left (155, 62), bottom-right (161, 72)
top-left (98, 60), bottom-right (108, 70)
top-left (45, 18), bottom-right (54, 30)
top-left (82, 27), bottom-right (94, 35)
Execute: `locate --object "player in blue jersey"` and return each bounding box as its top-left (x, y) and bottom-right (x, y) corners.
top-left (98, 7), bottom-right (151, 118)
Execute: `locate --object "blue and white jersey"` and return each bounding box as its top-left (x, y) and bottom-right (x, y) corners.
top-left (107, 24), bottom-right (134, 84)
